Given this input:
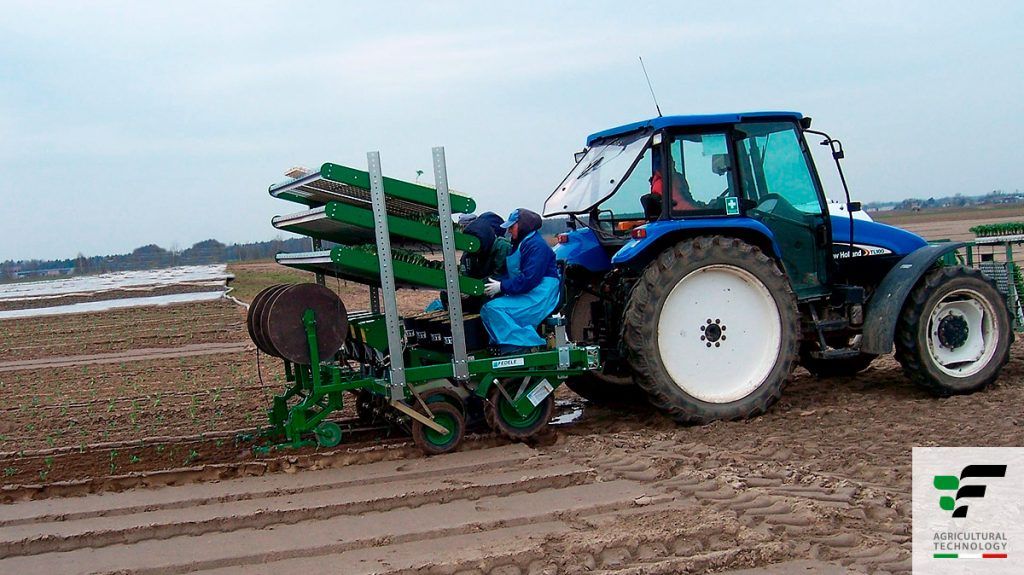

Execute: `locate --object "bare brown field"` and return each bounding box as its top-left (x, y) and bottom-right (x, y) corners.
top-left (872, 204), bottom-right (1024, 242)
top-left (226, 261), bottom-right (438, 313)
top-left (0, 300), bottom-right (246, 362)
top-left (0, 247), bottom-right (1021, 573)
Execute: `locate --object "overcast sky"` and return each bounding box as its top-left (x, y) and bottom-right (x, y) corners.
top-left (2, 1), bottom-right (1021, 261)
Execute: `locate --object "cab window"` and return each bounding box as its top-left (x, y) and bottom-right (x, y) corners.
top-left (667, 133), bottom-right (734, 216)
top-left (735, 123), bottom-right (824, 214)
top-left (594, 145), bottom-right (652, 222)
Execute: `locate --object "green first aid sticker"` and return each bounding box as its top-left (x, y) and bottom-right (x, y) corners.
top-left (725, 197), bottom-right (740, 215)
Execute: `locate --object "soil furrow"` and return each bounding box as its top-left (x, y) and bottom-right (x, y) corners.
top-left (0, 343), bottom-right (249, 372)
top-left (0, 478), bottom-right (649, 575)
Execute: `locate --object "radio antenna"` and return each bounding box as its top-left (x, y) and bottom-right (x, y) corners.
top-left (639, 56), bottom-right (663, 117)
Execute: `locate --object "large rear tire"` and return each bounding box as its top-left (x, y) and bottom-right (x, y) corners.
top-left (564, 291), bottom-right (646, 404)
top-left (623, 236), bottom-right (800, 424)
top-left (894, 266), bottom-right (1012, 396)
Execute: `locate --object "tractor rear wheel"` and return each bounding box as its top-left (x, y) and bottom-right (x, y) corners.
top-left (624, 236), bottom-right (800, 424)
top-left (894, 266), bottom-right (1012, 395)
top-left (564, 291), bottom-right (646, 405)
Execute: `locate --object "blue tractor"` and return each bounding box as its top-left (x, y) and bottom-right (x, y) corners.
top-left (544, 112), bottom-right (1013, 422)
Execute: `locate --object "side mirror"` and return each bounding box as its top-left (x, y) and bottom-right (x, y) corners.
top-left (574, 149), bottom-right (588, 163)
top-left (826, 139), bottom-right (845, 160)
top-left (848, 201), bottom-right (862, 212)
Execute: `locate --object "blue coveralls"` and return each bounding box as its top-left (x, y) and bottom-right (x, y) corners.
top-left (480, 230), bottom-right (560, 350)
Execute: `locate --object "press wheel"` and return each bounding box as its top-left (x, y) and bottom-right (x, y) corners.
top-left (485, 380), bottom-right (555, 441)
top-left (314, 421), bottom-right (343, 448)
top-left (412, 401), bottom-right (465, 455)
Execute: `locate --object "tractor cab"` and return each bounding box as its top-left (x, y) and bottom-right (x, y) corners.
top-left (545, 112), bottom-right (834, 299)
top-left (546, 112), bottom-right (1010, 422)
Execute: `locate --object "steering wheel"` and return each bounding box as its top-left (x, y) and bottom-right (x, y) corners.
top-left (704, 188), bottom-right (733, 211)
top-left (752, 193), bottom-right (786, 215)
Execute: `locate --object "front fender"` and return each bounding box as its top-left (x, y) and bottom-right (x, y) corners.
top-left (553, 227), bottom-right (611, 273)
top-left (611, 218), bottom-right (782, 265)
top-left (860, 242), bottom-right (966, 355)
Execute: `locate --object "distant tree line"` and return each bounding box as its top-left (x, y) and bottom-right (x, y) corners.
top-left (1, 219), bottom-right (572, 280)
top-left (864, 189), bottom-right (1023, 212)
top-left (2, 237), bottom-right (314, 280)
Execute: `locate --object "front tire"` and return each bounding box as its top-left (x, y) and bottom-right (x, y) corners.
top-left (894, 266), bottom-right (1012, 395)
top-left (623, 236), bottom-right (800, 424)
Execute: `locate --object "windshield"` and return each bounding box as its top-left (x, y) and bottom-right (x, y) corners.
top-left (543, 130), bottom-right (651, 216)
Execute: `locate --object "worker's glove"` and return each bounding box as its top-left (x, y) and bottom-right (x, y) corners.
top-left (484, 277), bottom-right (501, 297)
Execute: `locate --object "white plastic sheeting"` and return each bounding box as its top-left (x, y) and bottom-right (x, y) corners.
top-left (0, 265), bottom-right (231, 302)
top-left (0, 291), bottom-right (225, 320)
top-left (0, 265), bottom-right (231, 319)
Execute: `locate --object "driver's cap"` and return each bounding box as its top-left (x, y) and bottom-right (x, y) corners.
top-left (500, 209), bottom-right (520, 229)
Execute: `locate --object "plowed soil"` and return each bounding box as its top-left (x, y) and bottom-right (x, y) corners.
top-left (0, 252), bottom-right (1021, 573)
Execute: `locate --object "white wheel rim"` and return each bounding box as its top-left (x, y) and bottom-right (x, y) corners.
top-left (926, 288), bottom-right (999, 378)
top-left (656, 264), bottom-right (782, 403)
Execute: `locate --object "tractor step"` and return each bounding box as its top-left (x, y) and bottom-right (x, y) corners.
top-left (810, 348), bottom-right (862, 360)
top-left (813, 318), bottom-right (849, 332)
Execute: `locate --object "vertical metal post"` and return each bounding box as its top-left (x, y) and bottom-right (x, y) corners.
top-left (367, 151), bottom-right (406, 398)
top-left (311, 238), bottom-right (325, 286)
top-left (432, 147), bottom-right (469, 380)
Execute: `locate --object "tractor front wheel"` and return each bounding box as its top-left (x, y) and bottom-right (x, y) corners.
top-left (623, 236), bottom-right (800, 424)
top-left (894, 266), bottom-right (1012, 395)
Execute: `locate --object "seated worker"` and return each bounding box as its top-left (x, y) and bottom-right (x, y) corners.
top-left (649, 153), bottom-right (699, 212)
top-left (444, 212), bottom-right (513, 313)
top-left (481, 208), bottom-right (560, 354)
top-left (424, 212), bottom-right (513, 313)
top-left (461, 212), bottom-right (512, 279)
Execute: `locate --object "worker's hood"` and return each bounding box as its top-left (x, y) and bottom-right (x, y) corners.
top-left (475, 212), bottom-right (505, 240)
top-left (464, 215), bottom-right (497, 254)
top-left (513, 208), bottom-right (543, 244)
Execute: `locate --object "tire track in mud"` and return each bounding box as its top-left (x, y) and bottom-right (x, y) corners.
top-left (555, 436), bottom-right (910, 574)
top-left (0, 442), bottom-right (848, 575)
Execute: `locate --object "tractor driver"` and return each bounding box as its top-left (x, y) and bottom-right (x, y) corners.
top-left (481, 208), bottom-right (561, 354)
top-left (649, 152), bottom-right (700, 214)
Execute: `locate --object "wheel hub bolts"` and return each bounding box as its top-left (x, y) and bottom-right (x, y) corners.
top-left (699, 318), bottom-right (727, 347)
top-left (937, 313), bottom-right (969, 350)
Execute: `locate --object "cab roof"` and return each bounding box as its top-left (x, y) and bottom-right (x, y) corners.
top-left (586, 111), bottom-right (803, 145)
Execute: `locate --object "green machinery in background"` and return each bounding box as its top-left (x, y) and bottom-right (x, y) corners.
top-left (245, 148), bottom-right (600, 455)
top-left (948, 223), bottom-right (1024, 330)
